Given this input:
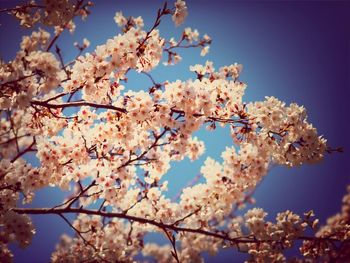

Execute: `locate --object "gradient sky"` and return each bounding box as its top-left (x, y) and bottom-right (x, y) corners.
top-left (1, 0), bottom-right (349, 262)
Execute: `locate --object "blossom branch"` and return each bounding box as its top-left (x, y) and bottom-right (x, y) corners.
top-left (136, 2), bottom-right (171, 53)
top-left (31, 100), bottom-right (127, 114)
top-left (12, 206), bottom-right (348, 246)
top-left (57, 212), bottom-right (111, 263)
top-left (0, 4), bottom-right (45, 14)
top-left (45, 0), bottom-right (87, 52)
top-left (162, 227), bottom-right (180, 263)
top-left (10, 137), bottom-right (36, 163)
top-left (118, 128), bottom-right (169, 170)
top-left (0, 1), bottom-right (345, 262)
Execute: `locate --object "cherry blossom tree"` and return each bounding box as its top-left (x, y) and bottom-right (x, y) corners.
top-left (0, 0), bottom-right (348, 262)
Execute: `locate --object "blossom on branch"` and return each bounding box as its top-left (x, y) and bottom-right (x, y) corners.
top-left (0, 0), bottom-right (347, 262)
top-left (172, 0), bottom-right (188, 27)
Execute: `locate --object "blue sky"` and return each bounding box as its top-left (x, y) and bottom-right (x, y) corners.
top-left (1, 0), bottom-right (349, 262)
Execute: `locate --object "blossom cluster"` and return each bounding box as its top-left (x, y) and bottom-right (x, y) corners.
top-left (0, 159), bottom-right (36, 261)
top-left (300, 186), bottom-right (350, 261)
top-left (242, 208), bottom-right (308, 262)
top-left (0, 28), bottom-right (64, 110)
top-left (246, 96), bottom-right (327, 167)
top-left (63, 27), bottom-right (164, 103)
top-left (173, 0), bottom-right (188, 27)
top-left (51, 215), bottom-right (144, 263)
top-left (9, 0), bottom-right (91, 28)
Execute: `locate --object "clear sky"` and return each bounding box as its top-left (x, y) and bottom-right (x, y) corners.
top-left (1, 0), bottom-right (349, 262)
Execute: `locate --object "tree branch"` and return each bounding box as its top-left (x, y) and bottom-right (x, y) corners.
top-left (12, 206), bottom-right (346, 247)
top-left (31, 100), bottom-right (127, 114)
